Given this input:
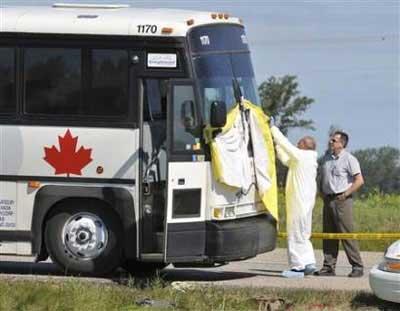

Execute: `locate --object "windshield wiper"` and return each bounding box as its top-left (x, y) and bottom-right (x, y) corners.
top-left (232, 78), bottom-right (243, 105)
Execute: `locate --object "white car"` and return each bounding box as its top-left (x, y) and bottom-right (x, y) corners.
top-left (369, 240), bottom-right (400, 303)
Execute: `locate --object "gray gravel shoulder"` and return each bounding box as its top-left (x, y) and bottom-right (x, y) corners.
top-left (163, 248), bottom-right (383, 292)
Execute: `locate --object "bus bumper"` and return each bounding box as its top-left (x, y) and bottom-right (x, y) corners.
top-left (166, 214), bottom-right (277, 263)
top-left (205, 214), bottom-right (277, 262)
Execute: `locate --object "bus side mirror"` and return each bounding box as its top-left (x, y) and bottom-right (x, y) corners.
top-left (210, 101), bottom-right (227, 128)
top-left (180, 100), bottom-right (196, 130)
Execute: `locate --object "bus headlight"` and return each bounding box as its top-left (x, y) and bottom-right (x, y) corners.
top-left (224, 206), bottom-right (236, 218)
top-left (213, 207), bottom-right (224, 219)
top-left (212, 207), bottom-right (236, 219)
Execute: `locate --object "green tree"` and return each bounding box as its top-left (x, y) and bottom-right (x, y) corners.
top-left (258, 75), bottom-right (316, 186)
top-left (353, 147), bottom-right (400, 194)
top-left (258, 75), bottom-right (315, 135)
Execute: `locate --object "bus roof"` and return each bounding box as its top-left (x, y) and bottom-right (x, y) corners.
top-left (0, 4), bottom-right (242, 37)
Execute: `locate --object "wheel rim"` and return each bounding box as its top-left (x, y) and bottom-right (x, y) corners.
top-left (62, 212), bottom-right (108, 260)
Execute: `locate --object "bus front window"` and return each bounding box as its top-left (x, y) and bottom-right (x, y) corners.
top-left (193, 53), bottom-right (259, 122)
top-left (190, 24), bottom-right (259, 123)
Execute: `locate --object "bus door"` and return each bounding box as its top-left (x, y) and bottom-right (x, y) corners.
top-left (139, 78), bottom-right (169, 257)
top-left (165, 80), bottom-right (208, 263)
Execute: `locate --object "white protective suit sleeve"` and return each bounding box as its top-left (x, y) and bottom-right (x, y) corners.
top-left (270, 126), bottom-right (301, 162)
top-left (275, 145), bottom-right (290, 167)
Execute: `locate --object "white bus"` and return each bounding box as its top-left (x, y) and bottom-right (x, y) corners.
top-left (0, 3), bottom-right (277, 275)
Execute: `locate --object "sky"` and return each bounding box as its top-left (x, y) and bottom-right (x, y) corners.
top-left (1, 0), bottom-right (399, 153)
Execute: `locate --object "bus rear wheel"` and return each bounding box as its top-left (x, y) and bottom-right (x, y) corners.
top-left (45, 203), bottom-right (122, 276)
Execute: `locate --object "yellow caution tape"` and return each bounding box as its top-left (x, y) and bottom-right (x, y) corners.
top-left (278, 232), bottom-right (400, 240)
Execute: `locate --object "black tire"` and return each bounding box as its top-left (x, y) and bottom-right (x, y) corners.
top-left (45, 201), bottom-right (123, 276)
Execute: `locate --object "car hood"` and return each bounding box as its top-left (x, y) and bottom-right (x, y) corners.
top-left (385, 240), bottom-right (400, 261)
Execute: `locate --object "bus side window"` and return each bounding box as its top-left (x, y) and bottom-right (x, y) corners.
top-left (90, 49), bottom-right (129, 116)
top-left (0, 47), bottom-right (17, 114)
top-left (23, 47), bottom-right (130, 118)
top-left (24, 48), bottom-right (82, 115)
top-left (143, 79), bottom-right (167, 121)
top-left (172, 85), bottom-right (199, 152)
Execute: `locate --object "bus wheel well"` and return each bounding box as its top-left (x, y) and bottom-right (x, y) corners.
top-left (44, 197), bottom-right (116, 220)
top-left (32, 185), bottom-right (136, 263)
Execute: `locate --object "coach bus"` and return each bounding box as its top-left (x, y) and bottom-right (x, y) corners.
top-left (0, 3), bottom-right (277, 275)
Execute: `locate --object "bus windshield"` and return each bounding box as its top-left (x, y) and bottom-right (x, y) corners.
top-left (190, 25), bottom-right (259, 121)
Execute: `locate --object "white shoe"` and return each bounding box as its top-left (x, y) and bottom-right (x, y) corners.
top-left (281, 269), bottom-right (304, 278)
top-left (304, 264), bottom-right (317, 275)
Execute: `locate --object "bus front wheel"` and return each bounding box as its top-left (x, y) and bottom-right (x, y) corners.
top-left (45, 203), bottom-right (122, 276)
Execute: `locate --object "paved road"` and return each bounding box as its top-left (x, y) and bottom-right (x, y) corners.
top-left (164, 248), bottom-right (382, 291)
top-left (0, 248), bottom-right (383, 291)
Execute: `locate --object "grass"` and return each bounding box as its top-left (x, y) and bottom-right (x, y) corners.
top-left (0, 279), bottom-right (398, 311)
top-left (277, 192), bottom-right (400, 251)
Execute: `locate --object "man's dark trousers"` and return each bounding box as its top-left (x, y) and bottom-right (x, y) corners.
top-left (322, 196), bottom-right (363, 270)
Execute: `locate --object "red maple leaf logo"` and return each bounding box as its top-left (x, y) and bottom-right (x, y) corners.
top-left (44, 129), bottom-right (93, 177)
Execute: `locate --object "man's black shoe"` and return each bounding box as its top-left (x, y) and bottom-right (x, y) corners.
top-left (314, 268), bottom-right (336, 276)
top-left (348, 269), bottom-right (363, 278)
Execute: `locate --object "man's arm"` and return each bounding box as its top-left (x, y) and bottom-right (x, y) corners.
top-left (270, 126), bottom-right (301, 161)
top-left (275, 145), bottom-right (290, 167)
top-left (338, 173), bottom-right (364, 200)
top-left (337, 155), bottom-right (364, 200)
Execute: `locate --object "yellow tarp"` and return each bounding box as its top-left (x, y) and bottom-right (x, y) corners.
top-left (204, 100), bottom-right (278, 220)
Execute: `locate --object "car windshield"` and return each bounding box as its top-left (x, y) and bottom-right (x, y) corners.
top-left (190, 25), bottom-right (260, 122)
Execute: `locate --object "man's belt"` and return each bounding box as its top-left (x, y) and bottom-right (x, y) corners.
top-left (324, 192), bottom-right (352, 199)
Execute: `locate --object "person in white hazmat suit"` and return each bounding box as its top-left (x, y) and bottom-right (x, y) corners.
top-left (270, 120), bottom-right (318, 278)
